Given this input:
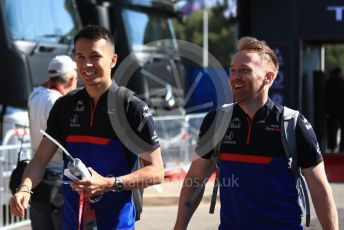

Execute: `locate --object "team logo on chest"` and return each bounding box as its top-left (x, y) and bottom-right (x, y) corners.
top-left (73, 100), bottom-right (85, 112)
top-left (230, 117), bottom-right (241, 129)
top-left (70, 114), bottom-right (80, 127)
top-left (223, 131), bottom-right (236, 144)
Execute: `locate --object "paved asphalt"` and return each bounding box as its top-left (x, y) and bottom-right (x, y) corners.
top-left (12, 181), bottom-right (344, 229)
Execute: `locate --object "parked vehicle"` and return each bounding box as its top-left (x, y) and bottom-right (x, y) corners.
top-left (0, 0), bottom-right (189, 168)
top-left (76, 0), bottom-right (186, 114)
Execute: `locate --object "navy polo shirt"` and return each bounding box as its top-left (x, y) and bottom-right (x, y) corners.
top-left (197, 99), bottom-right (322, 229)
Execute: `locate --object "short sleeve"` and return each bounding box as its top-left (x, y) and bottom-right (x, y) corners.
top-left (126, 97), bottom-right (160, 153)
top-left (195, 111), bottom-right (217, 159)
top-left (46, 96), bottom-right (65, 142)
top-left (296, 114), bottom-right (323, 168)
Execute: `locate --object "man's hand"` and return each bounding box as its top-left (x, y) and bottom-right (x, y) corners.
top-left (10, 189), bottom-right (31, 217)
top-left (70, 167), bottom-right (113, 198)
top-left (10, 136), bottom-right (58, 217)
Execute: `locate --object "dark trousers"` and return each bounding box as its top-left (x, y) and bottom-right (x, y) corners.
top-left (30, 205), bottom-right (62, 230)
top-left (327, 115), bottom-right (344, 152)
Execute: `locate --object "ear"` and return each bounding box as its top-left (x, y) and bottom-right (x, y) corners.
top-left (110, 54), bottom-right (118, 69)
top-left (66, 75), bottom-right (76, 88)
top-left (264, 72), bottom-right (276, 85)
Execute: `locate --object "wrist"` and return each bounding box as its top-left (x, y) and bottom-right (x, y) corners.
top-left (15, 184), bottom-right (33, 195)
top-left (174, 223), bottom-right (187, 230)
top-left (106, 177), bottom-right (116, 192)
top-left (111, 177), bottom-right (124, 192)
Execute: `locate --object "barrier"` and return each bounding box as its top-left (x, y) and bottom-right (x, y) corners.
top-left (154, 114), bottom-right (189, 169)
top-left (185, 113), bottom-right (207, 155)
top-left (0, 128), bottom-right (31, 229)
top-left (154, 113), bottom-right (206, 171)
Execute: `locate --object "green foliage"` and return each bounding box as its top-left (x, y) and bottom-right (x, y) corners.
top-left (325, 45), bottom-right (344, 72)
top-left (173, 5), bottom-right (237, 67)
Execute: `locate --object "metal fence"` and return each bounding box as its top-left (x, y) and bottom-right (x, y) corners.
top-left (0, 128), bottom-right (31, 229)
top-left (153, 113), bottom-right (206, 170)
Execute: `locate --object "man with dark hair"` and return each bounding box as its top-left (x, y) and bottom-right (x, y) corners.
top-left (74, 25), bottom-right (115, 52)
top-left (174, 36), bottom-right (338, 229)
top-left (28, 55), bottom-right (77, 230)
top-left (11, 25), bottom-right (164, 230)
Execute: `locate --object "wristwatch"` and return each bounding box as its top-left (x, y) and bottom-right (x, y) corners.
top-left (111, 177), bottom-right (124, 192)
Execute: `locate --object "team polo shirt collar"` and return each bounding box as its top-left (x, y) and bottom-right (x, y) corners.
top-left (82, 80), bottom-right (120, 103)
top-left (254, 98), bottom-right (274, 120)
top-left (235, 98), bottom-right (275, 121)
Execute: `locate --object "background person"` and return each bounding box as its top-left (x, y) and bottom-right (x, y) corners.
top-left (28, 55), bottom-right (77, 230)
top-left (324, 67), bottom-right (344, 153)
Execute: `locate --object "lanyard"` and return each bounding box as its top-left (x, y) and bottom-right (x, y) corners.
top-left (78, 191), bottom-right (85, 230)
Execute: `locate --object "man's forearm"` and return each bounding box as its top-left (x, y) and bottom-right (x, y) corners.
top-left (119, 164), bottom-right (164, 189)
top-left (115, 148), bottom-right (164, 190)
top-left (20, 160), bottom-right (46, 190)
top-left (174, 178), bottom-right (206, 230)
top-left (19, 137), bottom-right (58, 191)
top-left (312, 185), bottom-right (338, 230)
top-left (304, 163), bottom-right (339, 230)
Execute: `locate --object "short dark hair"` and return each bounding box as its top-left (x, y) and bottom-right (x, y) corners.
top-left (74, 25), bottom-right (115, 52)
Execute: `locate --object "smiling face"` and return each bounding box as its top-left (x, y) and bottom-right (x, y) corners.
top-left (229, 50), bottom-right (275, 107)
top-left (75, 38), bottom-right (117, 90)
